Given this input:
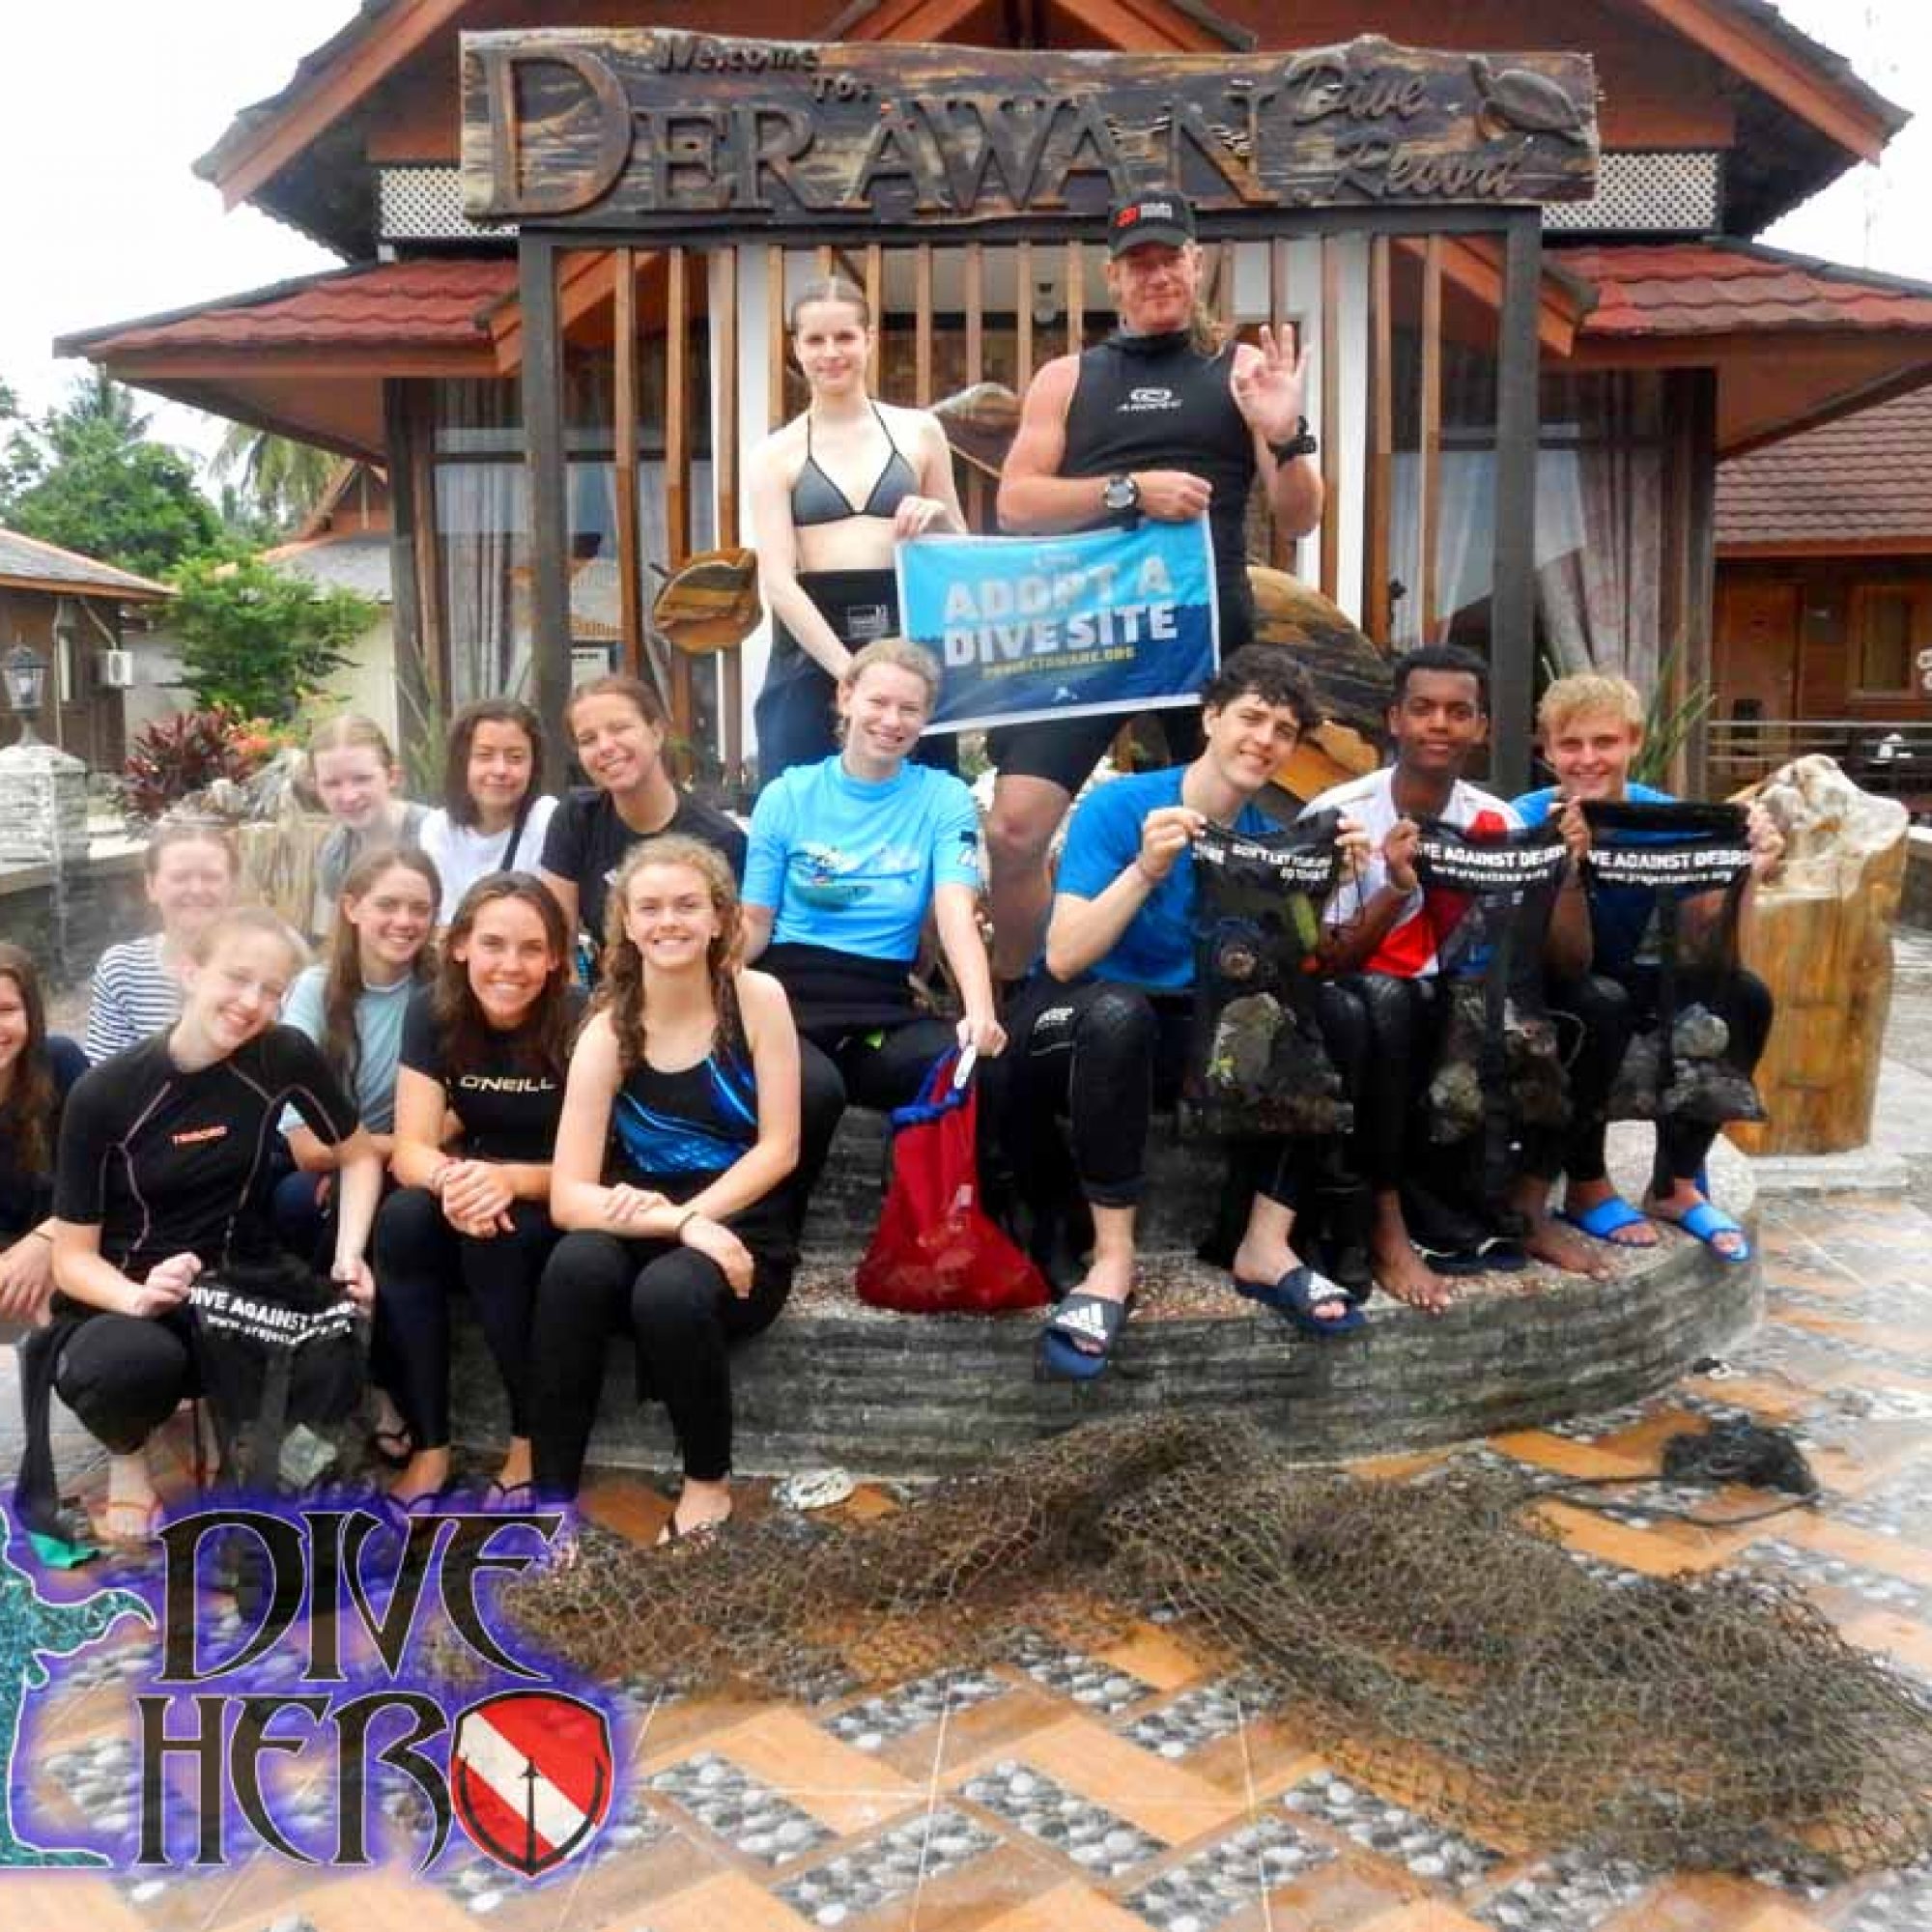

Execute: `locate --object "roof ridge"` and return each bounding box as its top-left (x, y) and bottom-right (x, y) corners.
top-left (0, 524), bottom-right (171, 595)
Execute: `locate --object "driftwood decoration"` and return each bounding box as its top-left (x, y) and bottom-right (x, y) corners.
top-left (461, 32), bottom-right (1599, 230)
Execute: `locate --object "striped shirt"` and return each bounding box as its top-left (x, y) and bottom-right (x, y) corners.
top-left (83, 935), bottom-right (184, 1065)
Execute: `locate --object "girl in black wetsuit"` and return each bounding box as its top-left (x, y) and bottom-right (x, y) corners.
top-left (531, 835), bottom-right (802, 1543)
top-left (47, 909), bottom-right (380, 1544)
top-left (374, 874), bottom-right (582, 1509)
top-left (748, 275), bottom-right (967, 780)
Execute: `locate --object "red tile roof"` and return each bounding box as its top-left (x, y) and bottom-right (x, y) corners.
top-left (1561, 240), bottom-right (1932, 338)
top-left (59, 259), bottom-right (517, 357)
top-left (1716, 384), bottom-right (1932, 549)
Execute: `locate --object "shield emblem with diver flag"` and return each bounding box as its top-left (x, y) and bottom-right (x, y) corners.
top-left (450, 1690), bottom-right (613, 1877)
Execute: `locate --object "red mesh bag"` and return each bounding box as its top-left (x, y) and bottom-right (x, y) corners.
top-left (856, 1053), bottom-right (1051, 1315)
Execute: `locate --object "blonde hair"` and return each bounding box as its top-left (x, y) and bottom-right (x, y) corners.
top-left (188, 905), bottom-right (308, 974)
top-left (308, 713), bottom-right (399, 770)
top-left (1538, 672), bottom-right (1644, 741)
top-left (839, 638), bottom-right (942, 708)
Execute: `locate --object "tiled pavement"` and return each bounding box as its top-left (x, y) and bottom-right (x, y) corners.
top-left (13, 1189), bottom-right (1932, 1929)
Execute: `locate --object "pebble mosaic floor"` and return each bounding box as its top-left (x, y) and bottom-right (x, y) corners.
top-left (12, 1187), bottom-right (1932, 1930)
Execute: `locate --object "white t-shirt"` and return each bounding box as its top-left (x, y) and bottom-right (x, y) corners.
top-left (419, 795), bottom-right (559, 923)
top-left (1302, 766), bottom-right (1521, 978)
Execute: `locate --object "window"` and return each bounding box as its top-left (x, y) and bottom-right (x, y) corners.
top-left (1850, 582), bottom-right (1932, 696)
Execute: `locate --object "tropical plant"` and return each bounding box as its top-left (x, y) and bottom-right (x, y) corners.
top-left (1631, 646), bottom-right (1714, 787)
top-left (211, 422), bottom-right (339, 535)
top-left (120, 708), bottom-right (270, 822)
top-left (165, 554), bottom-right (378, 724)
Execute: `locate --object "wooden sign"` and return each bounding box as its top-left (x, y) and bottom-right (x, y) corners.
top-left (461, 32), bottom-right (1598, 229)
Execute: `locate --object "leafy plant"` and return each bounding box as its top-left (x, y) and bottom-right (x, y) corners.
top-left (1631, 645), bottom-right (1714, 787)
top-left (165, 554), bottom-right (378, 724)
top-left (120, 708), bottom-right (270, 822)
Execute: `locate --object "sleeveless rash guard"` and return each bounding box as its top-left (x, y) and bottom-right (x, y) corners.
top-left (1062, 331), bottom-right (1257, 645)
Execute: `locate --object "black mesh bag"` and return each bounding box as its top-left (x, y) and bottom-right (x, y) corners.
top-left (1185, 811), bottom-right (1350, 1138)
top-left (1582, 800), bottom-right (1767, 1128)
top-left (1412, 820), bottom-right (1571, 1199)
top-left (186, 1254), bottom-right (371, 1499)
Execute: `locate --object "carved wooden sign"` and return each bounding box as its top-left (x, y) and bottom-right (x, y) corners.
top-left (460, 31), bottom-right (1598, 229)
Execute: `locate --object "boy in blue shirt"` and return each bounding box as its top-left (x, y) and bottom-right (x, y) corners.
top-left (1003, 646), bottom-right (1366, 1376)
top-left (1515, 672), bottom-right (1780, 1262)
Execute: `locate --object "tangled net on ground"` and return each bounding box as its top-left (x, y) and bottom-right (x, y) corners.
top-left (500, 1413), bottom-right (1932, 1876)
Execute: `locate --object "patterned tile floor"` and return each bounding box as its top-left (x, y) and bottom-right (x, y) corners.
top-left (12, 1188), bottom-right (1932, 1930)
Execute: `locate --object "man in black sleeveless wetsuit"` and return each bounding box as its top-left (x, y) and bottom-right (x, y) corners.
top-left (988, 189), bottom-right (1324, 979)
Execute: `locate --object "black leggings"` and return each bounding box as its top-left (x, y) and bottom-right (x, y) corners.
top-left (792, 1018), bottom-right (957, 1210)
top-left (51, 1307), bottom-right (200, 1455)
top-left (1002, 979), bottom-right (1362, 1216)
top-left (529, 1229), bottom-right (793, 1495)
top-left (371, 1187), bottom-right (558, 1447)
top-left (1345, 975), bottom-right (1442, 1189)
top-left (1564, 964), bottom-right (1775, 1191)
top-left (1531, 974), bottom-right (1635, 1184)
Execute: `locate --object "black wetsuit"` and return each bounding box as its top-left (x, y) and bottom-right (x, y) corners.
top-left (990, 330), bottom-right (1259, 792)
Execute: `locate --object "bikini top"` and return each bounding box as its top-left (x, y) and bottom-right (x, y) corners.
top-left (791, 403), bottom-right (920, 527)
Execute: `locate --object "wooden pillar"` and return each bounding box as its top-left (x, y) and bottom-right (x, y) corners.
top-left (665, 245), bottom-right (695, 751)
top-left (1268, 238), bottom-right (1292, 571)
top-left (1490, 209), bottom-right (1544, 795)
top-left (1419, 236), bottom-right (1443, 645)
top-left (1363, 235), bottom-right (1393, 643)
top-left (520, 236), bottom-right (572, 794)
top-left (383, 380), bottom-right (440, 796)
top-left (612, 246), bottom-right (644, 681)
top-left (715, 245), bottom-right (744, 786)
top-left (1318, 236), bottom-right (1342, 604)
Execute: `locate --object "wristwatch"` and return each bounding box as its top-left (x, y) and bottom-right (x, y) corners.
top-left (1268, 417), bottom-right (1319, 462)
top-left (1102, 472), bottom-right (1141, 514)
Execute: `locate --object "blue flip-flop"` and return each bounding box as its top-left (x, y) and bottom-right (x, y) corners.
top-left (1234, 1264), bottom-right (1364, 1339)
top-left (1667, 1201), bottom-right (1751, 1264)
top-left (1559, 1195), bottom-right (1656, 1244)
top-left (1037, 1292), bottom-right (1130, 1380)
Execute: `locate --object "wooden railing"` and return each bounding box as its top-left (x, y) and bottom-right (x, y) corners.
top-left (1706, 717), bottom-right (1932, 797)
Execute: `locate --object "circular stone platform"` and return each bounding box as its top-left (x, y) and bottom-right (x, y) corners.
top-left (452, 1116), bottom-right (1763, 1476)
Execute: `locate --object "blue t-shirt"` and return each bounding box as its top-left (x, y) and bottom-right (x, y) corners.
top-left (1515, 781), bottom-right (1671, 978)
top-left (744, 755), bottom-right (982, 962)
top-left (276, 962), bottom-right (416, 1137)
top-left (1056, 767), bottom-right (1279, 990)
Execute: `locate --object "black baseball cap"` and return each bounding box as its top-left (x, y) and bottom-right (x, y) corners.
top-left (1107, 190), bottom-right (1196, 256)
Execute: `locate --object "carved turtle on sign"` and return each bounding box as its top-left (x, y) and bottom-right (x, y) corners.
top-left (1468, 56), bottom-right (1591, 146)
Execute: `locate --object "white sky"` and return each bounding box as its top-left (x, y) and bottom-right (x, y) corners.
top-left (0, 0), bottom-right (1929, 470)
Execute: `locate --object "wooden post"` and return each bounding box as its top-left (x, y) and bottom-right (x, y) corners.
top-left (715, 245), bottom-right (744, 787)
top-left (1015, 238), bottom-right (1035, 392)
top-left (666, 245), bottom-right (695, 751)
top-left (1419, 236), bottom-right (1443, 645)
top-left (767, 245), bottom-right (789, 424)
top-left (1065, 240), bottom-right (1085, 355)
top-left (384, 380), bottom-right (440, 797)
top-left (914, 244), bottom-right (934, 404)
top-left (1269, 237), bottom-right (1291, 571)
top-left (964, 242), bottom-right (985, 528)
top-left (520, 236), bottom-right (573, 793)
top-left (1319, 235), bottom-right (1342, 603)
top-left (1363, 234), bottom-right (1393, 645)
top-left (865, 242), bottom-right (884, 391)
top-left (612, 246), bottom-right (644, 680)
top-left (1490, 209), bottom-right (1542, 796)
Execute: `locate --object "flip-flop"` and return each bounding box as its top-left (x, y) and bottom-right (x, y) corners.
top-left (1411, 1236), bottom-right (1525, 1278)
top-left (1663, 1200), bottom-right (1751, 1264)
top-left (1037, 1291), bottom-right (1130, 1381)
top-left (1234, 1264), bottom-right (1364, 1339)
top-left (1559, 1196), bottom-right (1657, 1244)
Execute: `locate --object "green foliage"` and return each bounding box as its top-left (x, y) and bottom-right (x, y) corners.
top-left (1631, 646), bottom-right (1713, 787)
top-left (119, 708), bottom-right (268, 823)
top-left (211, 422), bottom-right (338, 535)
top-left (166, 555), bottom-right (379, 724)
top-left (1, 374), bottom-right (219, 579)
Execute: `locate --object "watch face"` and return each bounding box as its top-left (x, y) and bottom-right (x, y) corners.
top-left (1104, 474), bottom-right (1138, 511)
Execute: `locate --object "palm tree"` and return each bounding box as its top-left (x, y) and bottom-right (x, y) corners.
top-left (211, 421), bottom-right (338, 535)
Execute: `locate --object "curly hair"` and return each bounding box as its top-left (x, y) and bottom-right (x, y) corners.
top-left (0, 944), bottom-right (57, 1180)
top-left (434, 873), bottom-right (576, 1082)
top-left (596, 836), bottom-right (745, 1076)
top-left (321, 845), bottom-right (440, 1095)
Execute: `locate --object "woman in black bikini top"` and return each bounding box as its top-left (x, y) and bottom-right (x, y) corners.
top-left (748, 275), bottom-right (967, 782)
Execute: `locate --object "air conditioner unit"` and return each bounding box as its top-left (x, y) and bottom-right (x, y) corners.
top-left (100, 648), bottom-right (135, 689)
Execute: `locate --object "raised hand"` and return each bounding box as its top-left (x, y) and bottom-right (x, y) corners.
top-left (1231, 324), bottom-right (1311, 447)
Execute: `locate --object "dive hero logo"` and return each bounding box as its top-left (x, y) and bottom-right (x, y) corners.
top-left (1, 1503), bottom-right (613, 1880)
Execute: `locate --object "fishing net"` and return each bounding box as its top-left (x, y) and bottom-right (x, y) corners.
top-left (1582, 800), bottom-right (1768, 1128)
top-left (499, 1412), bottom-right (1932, 1877)
top-left (1185, 811), bottom-right (1350, 1138)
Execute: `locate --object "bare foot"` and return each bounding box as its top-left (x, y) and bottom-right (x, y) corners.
top-left (391, 1447), bottom-right (453, 1510)
top-left (1372, 1236), bottom-right (1453, 1315)
top-left (100, 1452), bottom-right (161, 1545)
top-left (1520, 1215), bottom-right (1612, 1279)
top-left (1564, 1179), bottom-right (1660, 1247)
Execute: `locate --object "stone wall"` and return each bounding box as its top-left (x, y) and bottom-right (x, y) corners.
top-left (0, 842), bottom-right (148, 988)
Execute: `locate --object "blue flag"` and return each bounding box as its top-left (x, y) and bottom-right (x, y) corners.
top-left (895, 517), bottom-right (1220, 735)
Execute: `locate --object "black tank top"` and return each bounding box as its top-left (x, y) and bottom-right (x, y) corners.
top-left (1062, 331), bottom-right (1256, 644)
